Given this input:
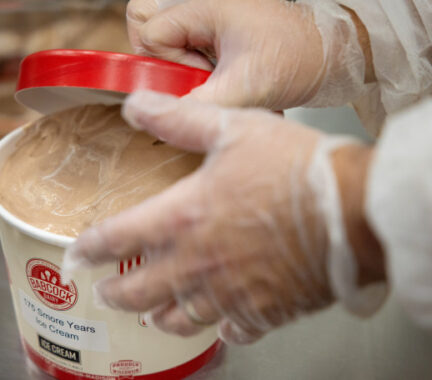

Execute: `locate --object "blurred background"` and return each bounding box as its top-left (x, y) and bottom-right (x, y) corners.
top-left (0, 0), bottom-right (131, 136)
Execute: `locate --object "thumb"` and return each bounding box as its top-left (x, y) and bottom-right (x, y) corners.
top-left (127, 0), bottom-right (159, 53)
top-left (185, 65), bottom-right (244, 107)
top-left (122, 90), bottom-right (228, 153)
top-left (185, 58), bottom-right (262, 108)
top-left (128, 0), bottom-right (215, 71)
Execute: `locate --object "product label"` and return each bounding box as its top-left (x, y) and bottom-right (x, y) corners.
top-left (26, 258), bottom-right (78, 311)
top-left (19, 289), bottom-right (109, 352)
top-left (38, 335), bottom-right (81, 363)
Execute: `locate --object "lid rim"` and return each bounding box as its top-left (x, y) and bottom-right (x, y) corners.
top-left (16, 49), bottom-right (211, 113)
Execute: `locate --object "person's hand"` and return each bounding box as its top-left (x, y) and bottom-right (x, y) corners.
top-left (127, 0), bottom-right (333, 110)
top-left (62, 91), bottom-right (384, 345)
top-left (62, 90), bottom-right (334, 344)
top-left (126, 0), bottom-right (374, 111)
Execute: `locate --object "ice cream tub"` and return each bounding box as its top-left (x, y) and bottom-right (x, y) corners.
top-left (0, 50), bottom-right (221, 379)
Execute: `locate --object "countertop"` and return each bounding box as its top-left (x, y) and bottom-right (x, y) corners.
top-left (2, 251), bottom-right (432, 380)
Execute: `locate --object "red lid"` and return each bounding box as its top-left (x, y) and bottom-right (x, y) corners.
top-left (16, 49), bottom-right (211, 114)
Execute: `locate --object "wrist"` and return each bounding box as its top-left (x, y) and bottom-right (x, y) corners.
top-left (342, 6), bottom-right (376, 83)
top-left (331, 144), bottom-right (386, 287)
top-left (282, 3), bottom-right (327, 107)
top-left (297, 1), bottom-right (375, 109)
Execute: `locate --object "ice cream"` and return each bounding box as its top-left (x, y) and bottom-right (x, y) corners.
top-left (0, 104), bottom-right (202, 237)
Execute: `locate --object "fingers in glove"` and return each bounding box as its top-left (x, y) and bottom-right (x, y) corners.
top-left (127, 0), bottom-right (214, 70)
top-left (62, 174), bottom-right (203, 275)
top-left (91, 256), bottom-right (201, 312)
top-left (218, 318), bottom-right (264, 346)
top-left (123, 90), bottom-right (227, 153)
top-left (150, 293), bottom-right (220, 336)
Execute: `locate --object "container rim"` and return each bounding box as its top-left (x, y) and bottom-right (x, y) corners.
top-left (0, 127), bottom-right (74, 248)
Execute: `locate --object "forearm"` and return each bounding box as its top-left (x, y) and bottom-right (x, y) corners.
top-left (338, 0), bottom-right (432, 132)
top-left (365, 98), bottom-right (432, 329)
top-left (331, 144), bottom-right (385, 288)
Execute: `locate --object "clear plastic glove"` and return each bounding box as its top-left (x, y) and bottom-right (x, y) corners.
top-left (338, 0), bottom-right (432, 135)
top-left (128, 0), bottom-right (432, 135)
top-left (62, 91), bottom-right (387, 344)
top-left (126, 0), bottom-right (367, 111)
top-left (62, 90), bottom-right (337, 345)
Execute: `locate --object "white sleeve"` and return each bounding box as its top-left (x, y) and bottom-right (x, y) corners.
top-left (303, 0), bottom-right (432, 136)
top-left (366, 98), bottom-right (432, 329)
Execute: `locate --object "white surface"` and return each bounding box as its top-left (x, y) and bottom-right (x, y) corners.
top-left (367, 99), bottom-right (432, 330)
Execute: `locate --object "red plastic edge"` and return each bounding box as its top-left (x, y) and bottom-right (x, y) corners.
top-left (16, 50), bottom-right (211, 97)
top-left (23, 338), bottom-right (222, 380)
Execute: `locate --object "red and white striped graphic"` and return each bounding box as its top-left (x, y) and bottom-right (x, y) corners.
top-left (118, 255), bottom-right (145, 275)
top-left (117, 256), bottom-right (148, 327)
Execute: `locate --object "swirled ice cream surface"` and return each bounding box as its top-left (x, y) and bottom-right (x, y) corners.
top-left (0, 105), bottom-right (202, 237)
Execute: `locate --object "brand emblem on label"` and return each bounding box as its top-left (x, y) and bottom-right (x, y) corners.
top-left (110, 360), bottom-right (142, 376)
top-left (26, 259), bottom-right (78, 311)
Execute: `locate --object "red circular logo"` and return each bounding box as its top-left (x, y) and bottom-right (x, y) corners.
top-left (26, 259), bottom-right (78, 311)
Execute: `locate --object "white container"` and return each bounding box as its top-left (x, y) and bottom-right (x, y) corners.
top-left (0, 50), bottom-right (220, 380)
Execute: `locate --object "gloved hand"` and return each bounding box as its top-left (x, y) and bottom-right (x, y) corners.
top-left (62, 90), bottom-right (385, 345)
top-left (126, 0), bottom-right (370, 111)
